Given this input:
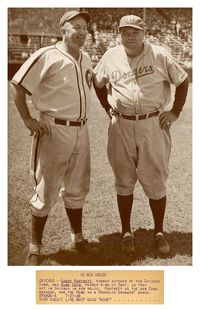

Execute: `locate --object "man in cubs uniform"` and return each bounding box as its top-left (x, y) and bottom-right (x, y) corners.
top-left (11, 10), bottom-right (95, 265)
top-left (93, 15), bottom-right (189, 254)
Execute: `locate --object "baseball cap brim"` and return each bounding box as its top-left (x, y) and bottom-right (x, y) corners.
top-left (60, 11), bottom-right (90, 28)
top-left (119, 25), bottom-right (143, 30)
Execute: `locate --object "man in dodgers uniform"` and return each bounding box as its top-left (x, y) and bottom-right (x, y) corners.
top-left (11, 10), bottom-right (95, 265)
top-left (93, 15), bottom-right (189, 254)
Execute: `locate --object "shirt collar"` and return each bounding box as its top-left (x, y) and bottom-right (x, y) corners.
top-left (55, 41), bottom-right (82, 63)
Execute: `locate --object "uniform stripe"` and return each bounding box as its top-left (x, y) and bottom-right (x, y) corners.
top-left (33, 136), bottom-right (40, 186)
top-left (79, 53), bottom-right (87, 119)
top-left (11, 80), bottom-right (32, 95)
top-left (18, 46), bottom-right (56, 86)
top-left (55, 48), bottom-right (82, 120)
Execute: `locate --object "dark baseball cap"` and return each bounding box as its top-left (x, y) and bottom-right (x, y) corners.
top-left (59, 10), bottom-right (90, 28)
top-left (119, 15), bottom-right (144, 30)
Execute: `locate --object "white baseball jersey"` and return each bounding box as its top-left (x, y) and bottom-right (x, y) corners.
top-left (11, 42), bottom-right (93, 120)
top-left (94, 42), bottom-right (188, 115)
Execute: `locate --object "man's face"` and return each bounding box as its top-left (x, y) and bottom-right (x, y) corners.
top-left (62, 15), bottom-right (88, 49)
top-left (120, 27), bottom-right (144, 50)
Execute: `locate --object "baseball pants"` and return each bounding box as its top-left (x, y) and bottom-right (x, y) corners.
top-left (29, 113), bottom-right (90, 217)
top-left (107, 114), bottom-right (171, 200)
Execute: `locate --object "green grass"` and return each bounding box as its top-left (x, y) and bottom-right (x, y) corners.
top-left (8, 84), bottom-right (192, 266)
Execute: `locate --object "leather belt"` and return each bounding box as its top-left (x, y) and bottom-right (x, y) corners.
top-left (55, 118), bottom-right (87, 126)
top-left (111, 109), bottom-right (160, 120)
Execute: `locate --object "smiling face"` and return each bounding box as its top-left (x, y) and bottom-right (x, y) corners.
top-left (62, 15), bottom-right (88, 50)
top-left (120, 27), bottom-right (144, 56)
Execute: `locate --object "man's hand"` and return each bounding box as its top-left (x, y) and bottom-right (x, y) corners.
top-left (24, 117), bottom-right (49, 137)
top-left (159, 111), bottom-right (178, 129)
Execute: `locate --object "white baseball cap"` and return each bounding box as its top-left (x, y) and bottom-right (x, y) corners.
top-left (119, 15), bottom-right (144, 30)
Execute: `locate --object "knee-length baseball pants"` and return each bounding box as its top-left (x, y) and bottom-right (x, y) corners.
top-left (107, 114), bottom-right (171, 200)
top-left (29, 114), bottom-right (90, 217)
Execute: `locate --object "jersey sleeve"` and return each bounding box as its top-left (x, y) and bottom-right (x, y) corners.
top-left (165, 52), bottom-right (188, 87)
top-left (93, 54), bottom-right (109, 87)
top-left (11, 49), bottom-right (51, 95)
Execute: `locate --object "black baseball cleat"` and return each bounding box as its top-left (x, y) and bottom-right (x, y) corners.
top-left (121, 233), bottom-right (135, 255)
top-left (61, 239), bottom-right (99, 255)
top-left (154, 232), bottom-right (171, 254)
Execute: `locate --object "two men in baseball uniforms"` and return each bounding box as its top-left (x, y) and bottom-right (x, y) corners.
top-left (11, 10), bottom-right (95, 265)
top-left (93, 14), bottom-right (189, 254)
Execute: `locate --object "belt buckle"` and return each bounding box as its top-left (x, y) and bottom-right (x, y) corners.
top-left (135, 114), bottom-right (139, 121)
top-left (80, 119), bottom-right (87, 126)
top-left (111, 109), bottom-right (121, 117)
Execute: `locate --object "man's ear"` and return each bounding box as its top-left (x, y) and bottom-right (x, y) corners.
top-left (60, 28), bottom-right (66, 36)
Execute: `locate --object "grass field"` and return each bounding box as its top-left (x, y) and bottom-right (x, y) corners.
top-left (8, 83), bottom-right (192, 266)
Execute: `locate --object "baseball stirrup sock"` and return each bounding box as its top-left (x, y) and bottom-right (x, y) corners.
top-left (31, 214), bottom-right (48, 245)
top-left (149, 196), bottom-right (166, 235)
top-left (117, 194), bottom-right (133, 236)
top-left (71, 233), bottom-right (84, 243)
top-left (29, 242), bottom-right (41, 255)
top-left (65, 208), bottom-right (83, 234)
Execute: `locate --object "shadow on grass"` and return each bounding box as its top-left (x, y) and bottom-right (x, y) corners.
top-left (39, 228), bottom-right (192, 266)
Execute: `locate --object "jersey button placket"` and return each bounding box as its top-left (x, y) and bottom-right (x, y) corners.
top-left (133, 79), bottom-right (140, 113)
